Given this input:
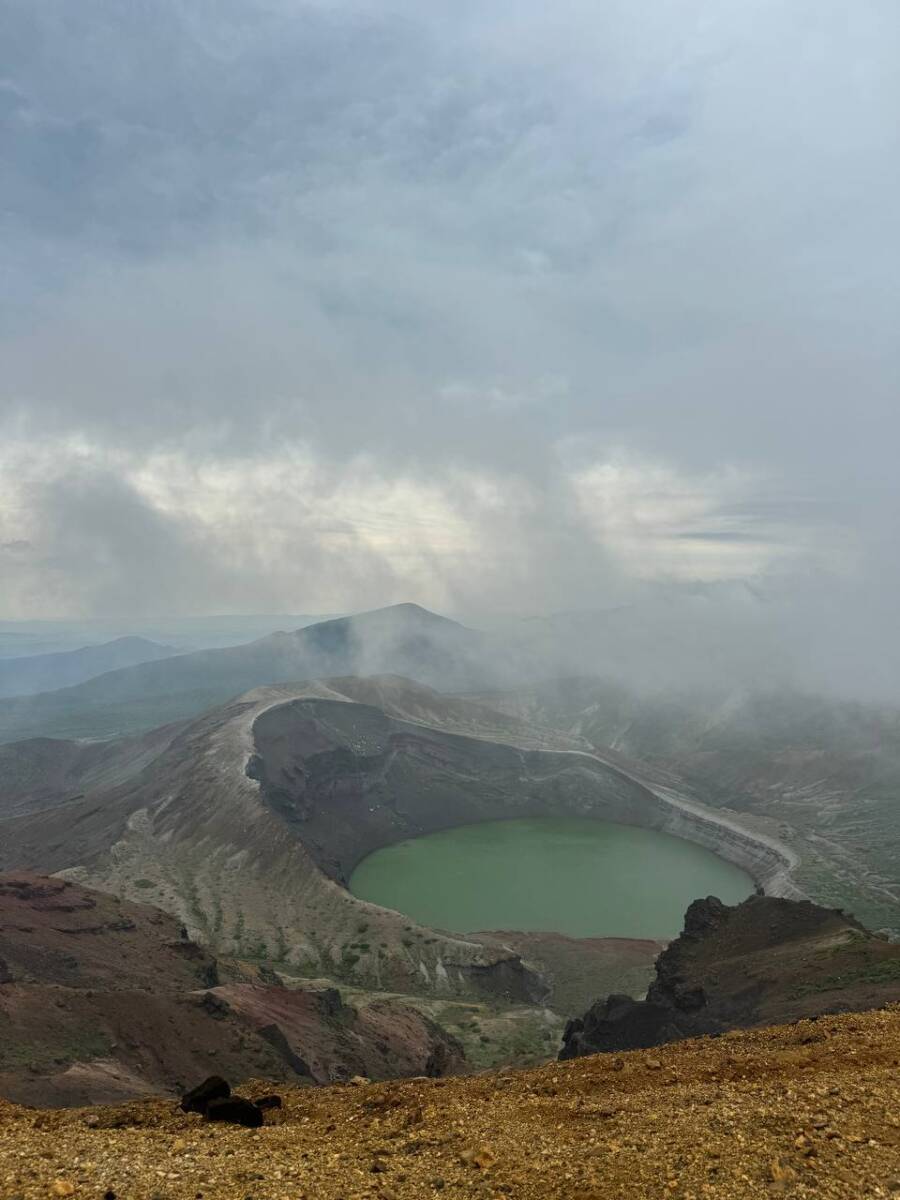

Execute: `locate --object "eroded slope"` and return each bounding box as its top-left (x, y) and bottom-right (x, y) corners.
top-left (0, 874), bottom-right (463, 1107)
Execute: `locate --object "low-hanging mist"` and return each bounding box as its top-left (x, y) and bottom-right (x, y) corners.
top-left (1, 2), bottom-right (899, 703)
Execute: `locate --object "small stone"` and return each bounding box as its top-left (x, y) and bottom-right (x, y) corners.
top-left (769, 1159), bottom-right (798, 1185)
top-left (646, 1058), bottom-right (663, 1071)
top-left (51, 1183), bottom-right (76, 1198)
top-left (460, 1146), bottom-right (496, 1170)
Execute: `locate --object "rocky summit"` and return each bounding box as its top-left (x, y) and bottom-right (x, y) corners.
top-left (1, 1006), bottom-right (899, 1199)
top-left (559, 894), bottom-right (900, 1060)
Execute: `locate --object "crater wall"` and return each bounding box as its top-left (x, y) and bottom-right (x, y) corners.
top-left (251, 698), bottom-right (798, 902)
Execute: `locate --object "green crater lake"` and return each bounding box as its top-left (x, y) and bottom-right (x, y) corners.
top-left (349, 817), bottom-right (753, 939)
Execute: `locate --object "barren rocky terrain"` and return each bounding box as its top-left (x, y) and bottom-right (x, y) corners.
top-left (0, 875), bottom-right (463, 1107)
top-left (2, 1006), bottom-right (900, 1198)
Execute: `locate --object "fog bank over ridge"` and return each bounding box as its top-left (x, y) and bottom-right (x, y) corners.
top-left (1, 2), bottom-right (897, 700)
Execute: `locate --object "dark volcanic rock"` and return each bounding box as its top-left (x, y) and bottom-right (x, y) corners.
top-left (681, 895), bottom-right (729, 940)
top-left (424, 1042), bottom-right (452, 1078)
top-left (205, 1095), bottom-right (264, 1127)
top-left (180, 1075), bottom-right (231, 1114)
top-left (559, 894), bottom-right (900, 1060)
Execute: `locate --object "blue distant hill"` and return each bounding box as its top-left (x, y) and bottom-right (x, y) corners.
top-left (0, 636), bottom-right (178, 699)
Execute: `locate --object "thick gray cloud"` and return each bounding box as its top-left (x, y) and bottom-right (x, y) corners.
top-left (0, 1), bottom-right (898, 694)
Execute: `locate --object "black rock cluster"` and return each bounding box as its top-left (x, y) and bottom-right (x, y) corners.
top-left (180, 1075), bottom-right (281, 1127)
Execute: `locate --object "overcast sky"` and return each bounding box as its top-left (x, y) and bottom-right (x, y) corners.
top-left (1, 1), bottom-right (898, 690)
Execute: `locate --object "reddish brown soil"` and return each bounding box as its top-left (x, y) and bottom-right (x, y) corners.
top-left (0, 875), bottom-right (462, 1107)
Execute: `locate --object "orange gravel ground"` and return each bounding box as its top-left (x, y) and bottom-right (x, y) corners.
top-left (2, 1006), bottom-right (900, 1200)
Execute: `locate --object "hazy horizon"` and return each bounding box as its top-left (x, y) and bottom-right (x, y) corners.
top-left (2, 2), bottom-right (898, 698)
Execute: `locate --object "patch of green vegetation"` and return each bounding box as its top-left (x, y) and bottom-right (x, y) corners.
top-left (451, 1008), bottom-right (564, 1071)
top-left (436, 1003), bottom-right (481, 1024)
top-left (274, 925), bottom-right (289, 961)
top-left (0, 1030), bottom-right (113, 1070)
top-left (179, 874), bottom-right (208, 937)
top-left (233, 910), bottom-right (246, 946)
top-left (789, 956), bottom-right (900, 1000)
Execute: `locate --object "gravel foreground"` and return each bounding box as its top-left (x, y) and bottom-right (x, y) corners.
top-left (2, 1007), bottom-right (900, 1200)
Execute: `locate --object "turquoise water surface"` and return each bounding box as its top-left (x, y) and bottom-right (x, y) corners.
top-left (349, 817), bottom-right (753, 939)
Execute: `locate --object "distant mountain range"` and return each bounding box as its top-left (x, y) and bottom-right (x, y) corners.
top-left (0, 614), bottom-right (333, 658)
top-left (0, 636), bottom-right (177, 699)
top-left (0, 604), bottom-right (508, 744)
